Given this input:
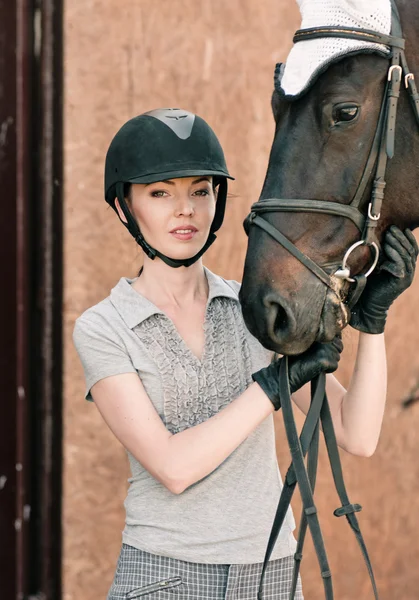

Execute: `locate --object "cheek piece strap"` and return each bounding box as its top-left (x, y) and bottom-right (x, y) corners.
top-left (115, 181), bottom-right (221, 269)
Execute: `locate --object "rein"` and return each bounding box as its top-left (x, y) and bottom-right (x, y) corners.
top-left (248, 2), bottom-right (419, 599)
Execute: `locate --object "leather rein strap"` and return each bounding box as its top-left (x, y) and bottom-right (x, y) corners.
top-left (253, 2), bottom-right (418, 599)
top-left (257, 366), bottom-right (377, 600)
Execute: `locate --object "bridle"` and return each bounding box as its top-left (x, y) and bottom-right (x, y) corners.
top-left (248, 2), bottom-right (419, 599)
top-left (245, 0), bottom-right (419, 309)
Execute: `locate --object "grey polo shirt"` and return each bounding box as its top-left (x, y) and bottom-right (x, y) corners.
top-left (73, 267), bottom-right (297, 564)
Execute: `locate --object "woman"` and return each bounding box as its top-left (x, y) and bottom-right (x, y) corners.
top-left (73, 108), bottom-right (417, 600)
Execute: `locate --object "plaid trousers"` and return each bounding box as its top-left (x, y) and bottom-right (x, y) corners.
top-left (107, 544), bottom-right (304, 600)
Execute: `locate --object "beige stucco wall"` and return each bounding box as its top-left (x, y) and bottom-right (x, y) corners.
top-left (64, 2), bottom-right (419, 599)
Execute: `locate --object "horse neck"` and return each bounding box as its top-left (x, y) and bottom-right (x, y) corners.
top-left (399, 0), bottom-right (418, 47)
top-left (385, 0), bottom-right (419, 230)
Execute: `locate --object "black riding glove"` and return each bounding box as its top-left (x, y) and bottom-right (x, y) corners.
top-left (350, 226), bottom-right (418, 334)
top-left (252, 336), bottom-right (343, 410)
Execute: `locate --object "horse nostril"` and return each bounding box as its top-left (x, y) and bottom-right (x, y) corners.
top-left (263, 293), bottom-right (297, 344)
top-left (274, 303), bottom-right (288, 332)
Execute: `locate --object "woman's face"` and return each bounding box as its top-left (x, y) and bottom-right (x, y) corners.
top-left (115, 176), bottom-right (216, 260)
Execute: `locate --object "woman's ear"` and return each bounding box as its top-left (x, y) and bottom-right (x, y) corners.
top-left (212, 177), bottom-right (219, 201)
top-left (115, 197), bottom-right (128, 224)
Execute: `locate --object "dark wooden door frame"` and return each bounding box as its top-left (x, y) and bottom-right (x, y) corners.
top-left (0, 1), bottom-right (63, 599)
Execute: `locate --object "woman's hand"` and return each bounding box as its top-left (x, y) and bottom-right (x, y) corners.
top-left (252, 336), bottom-right (343, 410)
top-left (350, 226), bottom-right (418, 334)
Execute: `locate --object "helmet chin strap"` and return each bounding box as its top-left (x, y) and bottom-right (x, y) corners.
top-left (115, 182), bottom-right (217, 268)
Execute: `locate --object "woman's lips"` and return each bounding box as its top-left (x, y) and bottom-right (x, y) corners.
top-left (170, 227), bottom-right (198, 241)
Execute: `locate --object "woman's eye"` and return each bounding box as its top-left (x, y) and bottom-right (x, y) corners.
top-left (194, 189), bottom-right (210, 196)
top-left (332, 104), bottom-right (359, 124)
top-left (151, 190), bottom-right (168, 197)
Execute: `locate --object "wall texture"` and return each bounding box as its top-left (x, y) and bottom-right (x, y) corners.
top-left (64, 2), bottom-right (419, 599)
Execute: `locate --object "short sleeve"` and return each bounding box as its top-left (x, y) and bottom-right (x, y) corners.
top-left (73, 315), bottom-right (137, 401)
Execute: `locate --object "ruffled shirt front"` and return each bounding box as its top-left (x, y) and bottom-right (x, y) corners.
top-left (73, 267), bottom-right (296, 564)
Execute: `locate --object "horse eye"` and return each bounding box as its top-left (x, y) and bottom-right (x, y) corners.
top-left (332, 104), bottom-right (359, 124)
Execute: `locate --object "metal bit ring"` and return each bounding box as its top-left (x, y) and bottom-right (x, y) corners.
top-left (334, 241), bottom-right (380, 282)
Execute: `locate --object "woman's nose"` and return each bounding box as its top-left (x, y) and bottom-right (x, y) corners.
top-left (175, 196), bottom-right (195, 216)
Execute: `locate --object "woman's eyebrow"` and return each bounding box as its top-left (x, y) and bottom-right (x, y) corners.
top-left (145, 177), bottom-right (210, 187)
top-left (145, 179), bottom-right (176, 187)
top-left (192, 177), bottom-right (211, 184)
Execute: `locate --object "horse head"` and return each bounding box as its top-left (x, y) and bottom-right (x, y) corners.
top-left (240, 0), bottom-right (419, 355)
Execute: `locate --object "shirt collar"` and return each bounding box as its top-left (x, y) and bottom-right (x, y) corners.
top-left (109, 266), bottom-right (239, 330)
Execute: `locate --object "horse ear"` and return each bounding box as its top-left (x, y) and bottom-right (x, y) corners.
top-left (274, 62), bottom-right (285, 92)
top-left (272, 62), bottom-right (285, 122)
top-left (271, 89), bottom-right (282, 123)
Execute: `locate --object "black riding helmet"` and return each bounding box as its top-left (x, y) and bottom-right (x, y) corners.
top-left (104, 108), bottom-right (234, 268)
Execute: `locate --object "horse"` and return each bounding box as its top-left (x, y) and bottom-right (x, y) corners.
top-left (239, 0), bottom-right (419, 357)
top-left (239, 2), bottom-right (419, 598)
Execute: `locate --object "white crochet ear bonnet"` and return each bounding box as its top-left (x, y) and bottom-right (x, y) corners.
top-left (279, 0), bottom-right (392, 98)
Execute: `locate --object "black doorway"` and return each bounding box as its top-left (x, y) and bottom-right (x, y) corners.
top-left (0, 1), bottom-right (63, 598)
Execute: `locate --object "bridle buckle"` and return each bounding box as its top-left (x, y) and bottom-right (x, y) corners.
top-left (405, 72), bottom-right (415, 88)
top-left (388, 64), bottom-right (402, 81)
top-left (368, 202), bottom-right (381, 221)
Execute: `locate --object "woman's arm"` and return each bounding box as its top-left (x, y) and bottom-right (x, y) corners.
top-left (292, 332), bottom-right (387, 457)
top-left (292, 226), bottom-right (417, 457)
top-left (90, 337), bottom-right (341, 495)
top-left (91, 373), bottom-right (273, 495)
